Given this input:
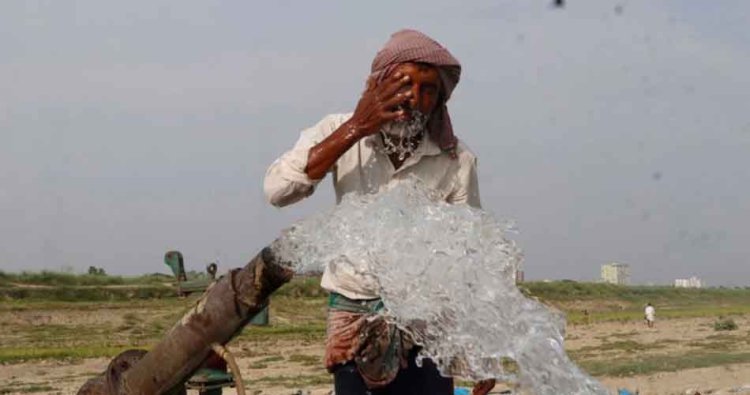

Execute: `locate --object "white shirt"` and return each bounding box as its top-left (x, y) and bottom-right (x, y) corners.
top-left (645, 305), bottom-right (655, 320)
top-left (264, 113), bottom-right (481, 299)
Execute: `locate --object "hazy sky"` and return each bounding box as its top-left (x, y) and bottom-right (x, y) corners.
top-left (2, 0), bottom-right (749, 285)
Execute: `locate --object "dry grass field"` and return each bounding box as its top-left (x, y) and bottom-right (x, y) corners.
top-left (1, 275), bottom-right (749, 394)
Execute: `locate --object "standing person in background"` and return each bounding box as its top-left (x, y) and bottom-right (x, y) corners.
top-left (264, 29), bottom-right (492, 395)
top-left (645, 303), bottom-right (656, 328)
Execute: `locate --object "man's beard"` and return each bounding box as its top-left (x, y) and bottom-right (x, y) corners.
top-left (379, 111), bottom-right (429, 161)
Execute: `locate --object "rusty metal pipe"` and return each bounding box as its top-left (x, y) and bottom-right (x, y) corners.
top-left (78, 246), bottom-right (294, 395)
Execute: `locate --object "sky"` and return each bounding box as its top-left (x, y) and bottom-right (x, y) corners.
top-left (1, 0), bottom-right (749, 285)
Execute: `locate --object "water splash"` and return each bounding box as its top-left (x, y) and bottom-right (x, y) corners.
top-left (272, 181), bottom-right (608, 395)
top-left (379, 111), bottom-right (430, 161)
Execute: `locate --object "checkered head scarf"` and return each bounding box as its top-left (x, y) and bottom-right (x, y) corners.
top-left (370, 29), bottom-right (461, 156)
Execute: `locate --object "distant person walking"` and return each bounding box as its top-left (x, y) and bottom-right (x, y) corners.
top-left (644, 303), bottom-right (655, 328)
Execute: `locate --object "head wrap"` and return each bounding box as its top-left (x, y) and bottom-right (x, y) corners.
top-left (370, 29), bottom-right (461, 155)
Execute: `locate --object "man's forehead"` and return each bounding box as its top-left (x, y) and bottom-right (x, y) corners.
top-left (392, 63), bottom-right (441, 86)
top-left (394, 62), bottom-right (438, 73)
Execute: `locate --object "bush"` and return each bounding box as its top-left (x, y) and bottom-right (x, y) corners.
top-left (0, 285), bottom-right (175, 302)
top-left (714, 317), bottom-right (738, 331)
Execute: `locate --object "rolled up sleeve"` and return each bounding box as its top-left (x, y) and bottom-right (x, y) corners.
top-left (448, 153), bottom-right (481, 209)
top-left (263, 114), bottom-right (346, 207)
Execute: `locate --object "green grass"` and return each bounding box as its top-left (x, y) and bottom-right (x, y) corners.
top-left (0, 271), bottom-right (324, 302)
top-left (247, 354), bottom-right (286, 369)
top-left (3, 272), bottom-right (747, 316)
top-left (595, 340), bottom-right (651, 353)
top-left (687, 334), bottom-right (746, 352)
top-left (520, 281), bottom-right (750, 325)
top-left (714, 317), bottom-right (739, 331)
top-left (570, 339), bottom-right (664, 360)
top-left (255, 355), bottom-right (284, 364)
top-left (0, 345), bottom-right (140, 364)
top-left (0, 384), bottom-right (56, 394)
top-left (2, 274), bottom-right (749, 388)
top-left (566, 304), bottom-right (750, 325)
top-left (0, 269), bottom-right (176, 302)
top-left (244, 373), bottom-right (332, 388)
top-left (0, 279), bottom-right (327, 365)
top-left (0, 285), bottom-right (176, 302)
top-left (522, 281), bottom-right (750, 305)
top-left (607, 330), bottom-right (638, 339)
top-left (238, 323), bottom-right (327, 340)
top-left (288, 354), bottom-right (321, 366)
top-left (0, 270), bottom-right (171, 287)
top-left (0, 297), bottom-right (182, 312)
top-left (579, 351), bottom-right (750, 377)
top-left (274, 276), bottom-right (328, 298)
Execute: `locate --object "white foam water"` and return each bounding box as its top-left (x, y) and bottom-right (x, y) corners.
top-left (272, 181), bottom-right (609, 395)
top-left (379, 111), bottom-right (430, 161)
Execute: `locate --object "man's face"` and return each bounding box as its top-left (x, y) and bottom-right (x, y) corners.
top-left (391, 62), bottom-right (442, 118)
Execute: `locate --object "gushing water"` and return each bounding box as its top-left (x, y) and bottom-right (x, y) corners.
top-left (379, 111), bottom-right (430, 161)
top-left (272, 181), bottom-right (609, 395)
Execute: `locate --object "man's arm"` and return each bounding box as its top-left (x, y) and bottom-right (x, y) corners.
top-left (305, 72), bottom-right (413, 180)
top-left (448, 151), bottom-right (481, 209)
top-left (263, 115), bottom-right (339, 207)
top-left (303, 119), bottom-right (363, 181)
top-left (264, 72), bottom-right (411, 207)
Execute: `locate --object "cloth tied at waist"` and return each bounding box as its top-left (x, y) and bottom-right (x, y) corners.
top-left (325, 292), bottom-right (416, 388)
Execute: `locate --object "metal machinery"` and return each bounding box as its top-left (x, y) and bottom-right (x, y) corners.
top-left (162, 251), bottom-right (271, 393)
top-left (163, 251), bottom-right (270, 325)
top-left (78, 246), bottom-right (294, 395)
top-left (163, 251), bottom-right (215, 297)
top-left (160, 250), bottom-right (269, 393)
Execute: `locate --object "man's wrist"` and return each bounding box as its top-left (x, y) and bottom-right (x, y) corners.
top-left (343, 120), bottom-right (370, 141)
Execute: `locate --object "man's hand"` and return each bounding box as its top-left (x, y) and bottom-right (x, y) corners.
top-left (304, 71), bottom-right (412, 180)
top-left (348, 72), bottom-right (413, 137)
top-left (472, 379), bottom-right (496, 395)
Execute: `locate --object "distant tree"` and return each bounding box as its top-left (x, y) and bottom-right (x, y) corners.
top-left (88, 266), bottom-right (107, 276)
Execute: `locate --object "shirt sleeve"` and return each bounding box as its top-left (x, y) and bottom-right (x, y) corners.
top-left (263, 114), bottom-right (346, 207)
top-left (447, 154), bottom-right (482, 209)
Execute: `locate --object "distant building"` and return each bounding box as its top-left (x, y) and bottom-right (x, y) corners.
top-left (674, 276), bottom-right (703, 288)
top-left (515, 270), bottom-right (525, 284)
top-left (601, 263), bottom-right (630, 285)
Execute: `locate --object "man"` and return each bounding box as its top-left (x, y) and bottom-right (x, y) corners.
top-left (645, 303), bottom-right (655, 328)
top-left (264, 29), bottom-right (488, 395)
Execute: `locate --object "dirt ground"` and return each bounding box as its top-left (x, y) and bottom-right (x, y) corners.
top-left (599, 364), bottom-right (750, 395)
top-left (1, 313), bottom-right (749, 395)
top-left (6, 363), bottom-right (749, 395)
